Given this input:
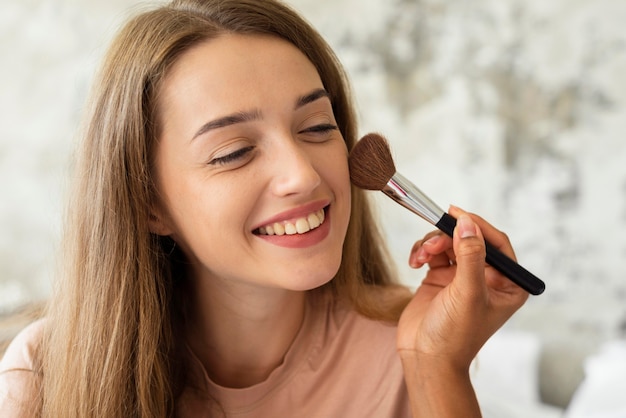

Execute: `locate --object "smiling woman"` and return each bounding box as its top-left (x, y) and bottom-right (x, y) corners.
top-left (0, 0), bottom-right (528, 417)
top-left (151, 34), bottom-right (353, 298)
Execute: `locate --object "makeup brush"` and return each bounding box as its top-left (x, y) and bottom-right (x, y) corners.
top-left (349, 132), bottom-right (545, 295)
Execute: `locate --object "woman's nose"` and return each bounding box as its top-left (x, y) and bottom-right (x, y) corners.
top-left (268, 138), bottom-right (321, 197)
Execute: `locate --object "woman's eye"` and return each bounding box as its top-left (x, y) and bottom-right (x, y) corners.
top-left (299, 123), bottom-right (338, 139)
top-left (209, 146), bottom-right (255, 166)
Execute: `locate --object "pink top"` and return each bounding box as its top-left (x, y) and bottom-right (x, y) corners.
top-left (1, 294), bottom-right (411, 417)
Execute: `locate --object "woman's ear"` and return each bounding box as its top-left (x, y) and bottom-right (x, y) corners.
top-left (148, 207), bottom-right (174, 236)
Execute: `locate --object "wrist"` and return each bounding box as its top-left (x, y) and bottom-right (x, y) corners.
top-left (399, 350), bottom-right (480, 418)
top-left (398, 349), bottom-right (472, 377)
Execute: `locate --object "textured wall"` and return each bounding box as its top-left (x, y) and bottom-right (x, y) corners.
top-left (295, 1), bottom-right (626, 405)
top-left (2, 0), bottom-right (626, 406)
top-left (1, 0), bottom-right (133, 309)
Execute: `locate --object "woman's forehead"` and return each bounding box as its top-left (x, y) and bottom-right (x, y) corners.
top-left (156, 34), bottom-right (325, 133)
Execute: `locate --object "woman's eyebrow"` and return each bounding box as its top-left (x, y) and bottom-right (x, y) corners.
top-left (190, 89), bottom-right (329, 141)
top-left (295, 88), bottom-right (330, 109)
top-left (191, 109), bottom-right (262, 140)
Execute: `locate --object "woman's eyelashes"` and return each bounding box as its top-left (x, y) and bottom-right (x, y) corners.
top-left (206, 124), bottom-right (337, 166)
top-left (299, 123), bottom-right (338, 139)
top-left (208, 145), bottom-right (255, 166)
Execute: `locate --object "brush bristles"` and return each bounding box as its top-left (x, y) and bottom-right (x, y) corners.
top-left (348, 133), bottom-right (397, 190)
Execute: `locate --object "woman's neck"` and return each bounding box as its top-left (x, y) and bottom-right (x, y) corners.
top-left (185, 278), bottom-right (307, 388)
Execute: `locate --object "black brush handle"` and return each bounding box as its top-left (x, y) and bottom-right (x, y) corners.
top-left (435, 212), bottom-right (545, 295)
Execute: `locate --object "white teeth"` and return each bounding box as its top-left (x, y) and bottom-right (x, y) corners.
top-left (295, 218), bottom-right (310, 234)
top-left (307, 213), bottom-right (320, 229)
top-left (273, 223), bottom-right (285, 236)
top-left (257, 209), bottom-right (325, 236)
top-left (285, 223), bottom-right (297, 235)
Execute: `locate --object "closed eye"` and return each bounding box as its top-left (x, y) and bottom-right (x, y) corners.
top-left (300, 123), bottom-right (338, 134)
top-left (209, 146), bottom-right (255, 166)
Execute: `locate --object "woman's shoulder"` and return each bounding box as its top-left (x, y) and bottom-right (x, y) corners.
top-left (1, 318), bottom-right (46, 372)
top-left (1, 319), bottom-right (45, 415)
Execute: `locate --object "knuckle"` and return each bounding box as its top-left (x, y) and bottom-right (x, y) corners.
top-left (456, 238), bottom-right (485, 258)
top-left (424, 230), bottom-right (442, 240)
top-left (500, 231), bottom-right (511, 245)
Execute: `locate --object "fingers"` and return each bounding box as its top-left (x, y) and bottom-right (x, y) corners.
top-left (451, 209), bottom-right (527, 297)
top-left (409, 233), bottom-right (454, 268)
top-left (448, 205), bottom-right (516, 261)
top-left (408, 206), bottom-right (517, 295)
top-left (452, 214), bottom-right (487, 296)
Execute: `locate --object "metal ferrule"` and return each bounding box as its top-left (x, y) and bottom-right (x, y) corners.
top-left (382, 172), bottom-right (445, 225)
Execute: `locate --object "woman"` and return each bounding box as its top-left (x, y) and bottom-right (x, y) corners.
top-left (0, 0), bottom-right (528, 416)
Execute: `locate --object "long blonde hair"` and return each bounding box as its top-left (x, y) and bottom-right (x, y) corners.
top-left (42, 0), bottom-right (409, 416)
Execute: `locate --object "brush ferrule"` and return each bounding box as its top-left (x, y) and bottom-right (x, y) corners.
top-left (382, 172), bottom-right (445, 225)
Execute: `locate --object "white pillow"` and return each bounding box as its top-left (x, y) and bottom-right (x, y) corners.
top-left (565, 339), bottom-right (626, 418)
top-left (470, 329), bottom-right (564, 417)
top-left (471, 329), bottom-right (542, 405)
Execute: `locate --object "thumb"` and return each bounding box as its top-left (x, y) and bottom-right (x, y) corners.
top-left (453, 214), bottom-right (487, 293)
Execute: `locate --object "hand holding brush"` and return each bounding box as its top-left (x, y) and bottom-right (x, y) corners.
top-left (348, 133), bottom-right (545, 296)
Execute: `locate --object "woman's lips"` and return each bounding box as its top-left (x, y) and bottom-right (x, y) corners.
top-left (251, 200), bottom-right (329, 233)
top-left (255, 208), bottom-right (325, 236)
top-left (253, 206), bottom-right (331, 249)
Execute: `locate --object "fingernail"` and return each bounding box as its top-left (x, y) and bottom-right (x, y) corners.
top-left (457, 214), bottom-right (477, 238)
top-left (415, 247), bottom-right (428, 262)
top-left (409, 249), bottom-right (424, 267)
top-left (423, 235), bottom-right (441, 246)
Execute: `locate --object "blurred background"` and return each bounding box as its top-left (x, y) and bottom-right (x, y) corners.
top-left (2, 0), bottom-right (626, 416)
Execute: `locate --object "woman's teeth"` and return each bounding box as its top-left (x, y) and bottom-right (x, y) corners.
top-left (257, 209), bottom-right (325, 236)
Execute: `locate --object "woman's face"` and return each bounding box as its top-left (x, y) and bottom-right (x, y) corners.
top-left (151, 34), bottom-right (352, 292)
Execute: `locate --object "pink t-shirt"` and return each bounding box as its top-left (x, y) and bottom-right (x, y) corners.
top-left (1, 294), bottom-right (411, 417)
top-left (0, 318), bottom-right (43, 417)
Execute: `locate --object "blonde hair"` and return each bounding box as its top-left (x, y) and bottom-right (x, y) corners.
top-left (41, 0), bottom-right (409, 416)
